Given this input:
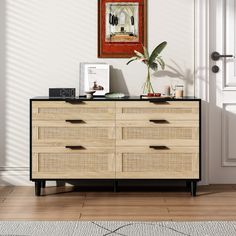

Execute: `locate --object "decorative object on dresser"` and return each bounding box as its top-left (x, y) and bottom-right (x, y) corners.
top-left (49, 88), bottom-right (76, 98)
top-left (127, 42), bottom-right (167, 95)
top-left (175, 85), bottom-right (184, 98)
top-left (30, 97), bottom-right (201, 197)
top-left (164, 85), bottom-right (171, 96)
top-left (105, 93), bottom-right (125, 98)
top-left (98, 0), bottom-right (147, 58)
top-left (84, 90), bottom-right (96, 99)
top-left (79, 63), bottom-right (110, 96)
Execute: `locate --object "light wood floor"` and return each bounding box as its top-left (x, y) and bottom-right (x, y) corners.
top-left (0, 185), bottom-right (236, 221)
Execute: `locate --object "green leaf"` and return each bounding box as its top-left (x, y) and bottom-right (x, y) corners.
top-left (156, 57), bottom-right (165, 70)
top-left (134, 50), bottom-right (145, 59)
top-left (126, 57), bottom-right (138, 65)
top-left (149, 41), bottom-right (167, 64)
top-left (149, 62), bottom-right (158, 71)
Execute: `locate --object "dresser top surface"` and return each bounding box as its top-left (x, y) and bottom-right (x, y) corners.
top-left (30, 96), bottom-right (201, 102)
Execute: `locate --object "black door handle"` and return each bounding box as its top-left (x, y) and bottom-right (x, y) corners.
top-left (211, 51), bottom-right (234, 61)
top-left (149, 146), bottom-right (169, 150)
top-left (65, 146), bottom-right (85, 150)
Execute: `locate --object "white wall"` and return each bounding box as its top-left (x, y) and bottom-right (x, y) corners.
top-left (0, 0), bottom-right (195, 185)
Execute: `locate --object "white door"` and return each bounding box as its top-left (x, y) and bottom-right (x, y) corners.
top-left (209, 0), bottom-right (236, 183)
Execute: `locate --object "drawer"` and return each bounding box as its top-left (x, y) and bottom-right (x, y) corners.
top-left (32, 121), bottom-right (115, 147)
top-left (116, 121), bottom-right (199, 147)
top-left (32, 147), bottom-right (115, 179)
top-left (116, 101), bottom-right (199, 120)
top-left (116, 146), bottom-right (199, 179)
top-left (32, 101), bottom-right (115, 120)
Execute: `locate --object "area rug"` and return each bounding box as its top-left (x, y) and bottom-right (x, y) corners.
top-left (0, 221), bottom-right (236, 236)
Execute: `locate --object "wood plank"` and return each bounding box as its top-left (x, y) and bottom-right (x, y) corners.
top-left (32, 172), bottom-right (116, 179)
top-left (116, 139), bottom-right (199, 147)
top-left (116, 120), bottom-right (199, 127)
top-left (84, 197), bottom-right (166, 206)
top-left (32, 146), bottom-right (115, 153)
top-left (33, 120), bottom-right (116, 127)
top-left (168, 206), bottom-right (236, 214)
top-left (116, 113), bottom-right (199, 121)
top-left (79, 215), bottom-right (236, 221)
top-left (115, 172), bottom-right (199, 179)
top-left (116, 101), bottom-right (199, 108)
top-left (32, 139), bottom-right (116, 147)
top-left (33, 101), bottom-right (115, 108)
top-left (0, 187), bottom-right (14, 196)
top-left (1, 197), bottom-right (85, 207)
top-left (0, 212), bottom-right (81, 221)
top-left (116, 146), bottom-right (199, 153)
top-left (80, 206), bottom-right (169, 216)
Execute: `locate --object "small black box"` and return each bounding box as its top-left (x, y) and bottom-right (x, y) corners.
top-left (49, 88), bottom-right (76, 98)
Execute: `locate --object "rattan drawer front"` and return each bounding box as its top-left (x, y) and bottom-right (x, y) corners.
top-left (32, 151), bottom-right (115, 179)
top-left (116, 101), bottom-right (199, 120)
top-left (122, 127), bottom-right (198, 139)
top-left (116, 147), bottom-right (199, 179)
top-left (38, 127), bottom-right (114, 140)
top-left (32, 123), bottom-right (115, 146)
top-left (116, 125), bottom-right (199, 147)
top-left (32, 120), bottom-right (115, 146)
top-left (32, 101), bottom-right (115, 120)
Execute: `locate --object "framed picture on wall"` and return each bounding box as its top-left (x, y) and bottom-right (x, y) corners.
top-left (79, 63), bottom-right (110, 96)
top-left (98, 0), bottom-right (147, 58)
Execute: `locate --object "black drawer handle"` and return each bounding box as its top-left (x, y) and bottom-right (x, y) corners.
top-left (65, 100), bottom-right (84, 104)
top-left (149, 146), bottom-right (169, 150)
top-left (65, 146), bottom-right (85, 150)
top-left (149, 120), bottom-right (169, 124)
top-left (65, 120), bottom-right (85, 124)
top-left (149, 101), bottom-right (169, 104)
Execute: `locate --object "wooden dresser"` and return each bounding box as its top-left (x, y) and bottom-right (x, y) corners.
top-left (30, 97), bottom-right (201, 196)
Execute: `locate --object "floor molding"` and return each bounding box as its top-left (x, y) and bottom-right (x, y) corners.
top-left (0, 167), bottom-right (29, 171)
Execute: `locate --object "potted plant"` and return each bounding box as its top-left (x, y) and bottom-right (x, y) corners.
top-left (127, 41), bottom-right (167, 96)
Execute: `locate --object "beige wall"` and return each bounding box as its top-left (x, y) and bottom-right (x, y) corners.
top-left (0, 0), bottom-right (195, 185)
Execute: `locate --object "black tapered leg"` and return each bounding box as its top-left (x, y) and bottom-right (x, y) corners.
top-left (41, 181), bottom-right (46, 188)
top-left (191, 181), bottom-right (197, 197)
top-left (35, 181), bottom-right (41, 196)
top-left (113, 180), bottom-right (118, 192)
top-left (186, 181), bottom-right (191, 192)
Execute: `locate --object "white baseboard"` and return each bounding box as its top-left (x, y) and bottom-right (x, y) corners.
top-left (0, 167), bottom-right (29, 171)
top-left (0, 168), bottom-right (31, 186)
top-left (0, 168), bottom-right (60, 186)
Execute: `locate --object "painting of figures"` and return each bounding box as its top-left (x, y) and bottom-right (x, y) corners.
top-left (106, 2), bottom-right (139, 43)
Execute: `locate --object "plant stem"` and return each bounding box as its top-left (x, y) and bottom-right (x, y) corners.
top-left (143, 67), bottom-right (154, 94)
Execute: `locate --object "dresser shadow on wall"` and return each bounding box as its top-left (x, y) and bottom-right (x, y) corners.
top-left (110, 66), bottom-right (129, 95)
top-left (0, 0), bottom-right (7, 185)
